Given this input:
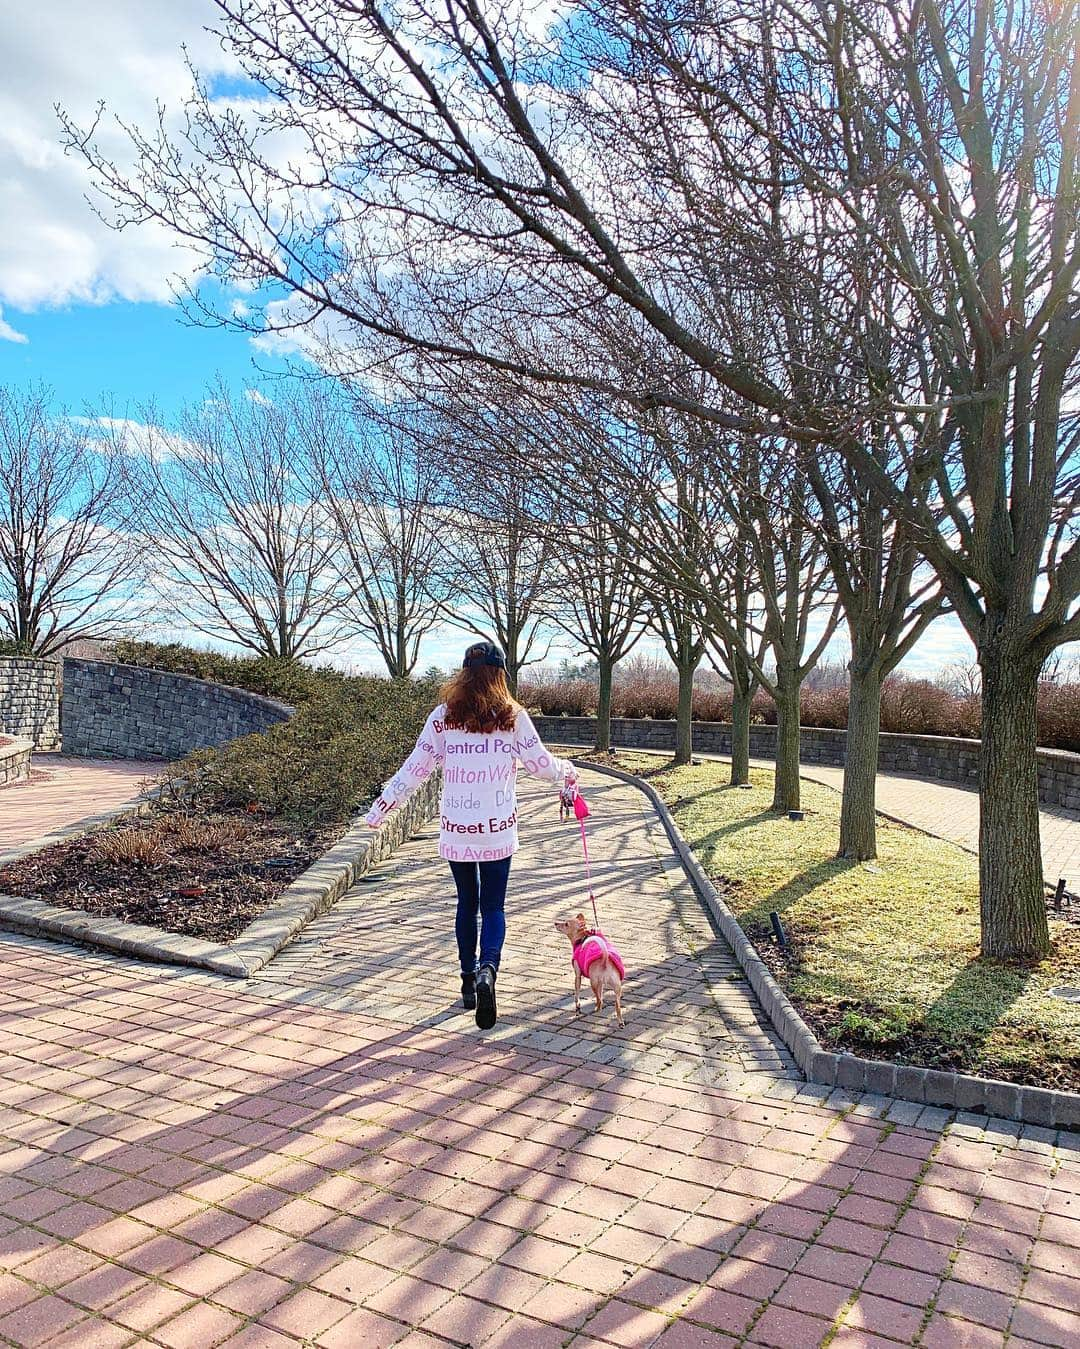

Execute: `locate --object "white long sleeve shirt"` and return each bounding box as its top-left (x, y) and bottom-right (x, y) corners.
top-left (364, 703), bottom-right (575, 862)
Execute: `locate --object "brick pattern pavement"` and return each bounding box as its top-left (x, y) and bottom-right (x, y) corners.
top-left (249, 774), bottom-right (793, 1086)
top-left (0, 756), bottom-right (153, 853)
top-left (777, 761), bottom-right (1080, 891)
top-left (0, 770), bottom-right (1073, 1348)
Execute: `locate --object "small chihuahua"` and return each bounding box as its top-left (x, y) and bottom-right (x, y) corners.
top-left (553, 912), bottom-right (626, 1027)
top-left (559, 783), bottom-right (578, 822)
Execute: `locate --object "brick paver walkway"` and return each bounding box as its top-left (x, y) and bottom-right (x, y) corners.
top-left (791, 763), bottom-right (1080, 891)
top-left (0, 770), bottom-right (1075, 1348)
top-left (687, 752), bottom-right (1080, 892)
top-left (0, 755), bottom-right (154, 853)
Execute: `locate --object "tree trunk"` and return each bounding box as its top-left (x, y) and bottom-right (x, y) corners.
top-left (674, 658), bottom-right (695, 765)
top-left (839, 659), bottom-right (882, 860)
top-left (730, 679), bottom-right (751, 786)
top-left (978, 637), bottom-right (1049, 958)
top-left (505, 631), bottom-right (520, 696)
top-left (595, 655), bottom-right (614, 751)
top-left (771, 678), bottom-right (801, 813)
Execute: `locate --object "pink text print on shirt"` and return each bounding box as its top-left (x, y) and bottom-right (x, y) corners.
top-left (440, 810), bottom-right (518, 835)
top-left (444, 761), bottom-right (514, 785)
top-left (442, 842), bottom-right (512, 861)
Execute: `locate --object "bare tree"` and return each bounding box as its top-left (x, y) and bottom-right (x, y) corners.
top-left (136, 385), bottom-right (345, 660)
top-left (64, 0), bottom-right (1080, 954)
top-left (940, 660), bottom-right (982, 700)
top-left (0, 386), bottom-right (143, 656)
top-left (440, 453), bottom-right (557, 693)
top-left (549, 465), bottom-right (650, 751)
top-left (310, 396), bottom-right (459, 677)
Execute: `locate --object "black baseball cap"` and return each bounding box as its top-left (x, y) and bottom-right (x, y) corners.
top-left (463, 641), bottom-right (507, 669)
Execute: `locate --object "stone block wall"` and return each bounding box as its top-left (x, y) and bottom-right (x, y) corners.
top-left (533, 715), bottom-right (1080, 811)
top-left (0, 738), bottom-right (33, 787)
top-left (62, 659), bottom-right (293, 761)
top-left (0, 658), bottom-right (61, 751)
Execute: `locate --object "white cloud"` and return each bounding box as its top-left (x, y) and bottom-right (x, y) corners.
top-left (69, 414), bottom-right (200, 461)
top-left (0, 306), bottom-right (28, 343)
top-left (0, 1), bottom-right (238, 314)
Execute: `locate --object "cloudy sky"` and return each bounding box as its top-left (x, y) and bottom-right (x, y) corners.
top-left (0, 1), bottom-right (981, 678)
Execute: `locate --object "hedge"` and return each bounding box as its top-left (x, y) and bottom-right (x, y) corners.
top-left (517, 671), bottom-right (1080, 753)
top-left (108, 640), bottom-right (438, 823)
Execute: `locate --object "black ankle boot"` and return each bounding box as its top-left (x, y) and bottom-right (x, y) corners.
top-left (461, 971), bottom-right (477, 1011)
top-left (475, 963), bottom-right (497, 1030)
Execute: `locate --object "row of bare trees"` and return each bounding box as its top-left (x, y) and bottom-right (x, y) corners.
top-left (55, 0), bottom-right (1080, 959)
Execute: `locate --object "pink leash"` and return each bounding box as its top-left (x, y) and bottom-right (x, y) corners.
top-left (573, 790), bottom-right (601, 930)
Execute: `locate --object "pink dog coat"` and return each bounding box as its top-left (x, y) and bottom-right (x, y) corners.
top-left (572, 931), bottom-right (625, 981)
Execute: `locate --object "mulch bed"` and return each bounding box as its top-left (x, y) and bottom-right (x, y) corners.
top-left (0, 810), bottom-right (345, 944)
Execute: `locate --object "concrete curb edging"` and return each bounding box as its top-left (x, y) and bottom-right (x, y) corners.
top-left (0, 776), bottom-right (442, 978)
top-left (577, 759), bottom-right (1080, 1130)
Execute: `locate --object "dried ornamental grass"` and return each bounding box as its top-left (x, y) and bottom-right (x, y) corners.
top-left (87, 828), bottom-right (168, 868)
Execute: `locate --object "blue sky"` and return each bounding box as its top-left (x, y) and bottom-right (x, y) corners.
top-left (0, 0), bottom-right (985, 679)
top-left (0, 296), bottom-right (277, 419)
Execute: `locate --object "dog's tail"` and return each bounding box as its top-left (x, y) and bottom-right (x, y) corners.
top-left (592, 954), bottom-right (623, 993)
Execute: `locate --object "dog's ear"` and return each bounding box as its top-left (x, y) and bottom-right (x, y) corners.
top-left (576, 912), bottom-right (586, 924)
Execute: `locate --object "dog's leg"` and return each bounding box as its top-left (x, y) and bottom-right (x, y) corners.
top-left (614, 982), bottom-right (625, 1028)
top-left (573, 966), bottom-right (581, 1016)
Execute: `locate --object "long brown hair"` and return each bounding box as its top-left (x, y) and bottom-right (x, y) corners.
top-left (440, 661), bottom-right (519, 733)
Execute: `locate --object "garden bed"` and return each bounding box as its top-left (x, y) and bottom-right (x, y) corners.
top-left (596, 752), bottom-right (1080, 1091)
top-left (0, 809), bottom-right (343, 943)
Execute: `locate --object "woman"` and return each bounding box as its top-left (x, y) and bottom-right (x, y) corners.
top-left (365, 641), bottom-right (577, 1029)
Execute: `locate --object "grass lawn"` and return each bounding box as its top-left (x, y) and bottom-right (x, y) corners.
top-left (610, 753), bottom-right (1080, 1090)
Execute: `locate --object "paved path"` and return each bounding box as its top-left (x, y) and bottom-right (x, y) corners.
top-left (0, 770), bottom-right (1074, 1348)
top-left (0, 756), bottom-right (154, 853)
top-left (800, 765), bottom-right (1080, 891)
top-left (625, 748), bottom-right (1080, 892)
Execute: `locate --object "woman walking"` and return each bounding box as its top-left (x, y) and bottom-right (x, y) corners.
top-left (365, 641), bottom-right (577, 1029)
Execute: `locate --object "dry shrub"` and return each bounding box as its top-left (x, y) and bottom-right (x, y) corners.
top-left (1036, 682), bottom-right (1080, 752)
top-left (88, 828), bottom-right (167, 868)
top-left (880, 678), bottom-right (976, 738)
top-left (800, 686), bottom-right (850, 729)
top-left (515, 661), bottom-right (1080, 751)
top-left (519, 675), bottom-right (596, 716)
top-left (160, 814), bottom-right (251, 851)
top-left (614, 665), bottom-right (679, 718)
top-left (692, 687), bottom-right (733, 721)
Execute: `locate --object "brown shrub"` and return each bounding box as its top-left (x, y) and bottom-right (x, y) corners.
top-left (1037, 681), bottom-right (1080, 752)
top-left (88, 828), bottom-right (168, 868)
top-left (160, 814), bottom-right (251, 851)
top-left (521, 663), bottom-right (1080, 751)
top-left (800, 686), bottom-right (849, 730)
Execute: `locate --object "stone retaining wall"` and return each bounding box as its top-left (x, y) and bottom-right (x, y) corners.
top-left (0, 738), bottom-right (32, 788)
top-left (0, 657), bottom-right (61, 751)
top-left (534, 715), bottom-right (1080, 811)
top-left (62, 659), bottom-right (293, 761)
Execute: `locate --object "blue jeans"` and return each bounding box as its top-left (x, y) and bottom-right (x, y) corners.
top-left (450, 857), bottom-right (512, 975)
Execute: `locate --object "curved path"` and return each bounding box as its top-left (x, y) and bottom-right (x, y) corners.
top-left (619, 748), bottom-right (1080, 893)
top-left (0, 754), bottom-right (154, 854)
top-left (790, 761), bottom-right (1080, 892)
top-left (0, 770), bottom-right (1073, 1348)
